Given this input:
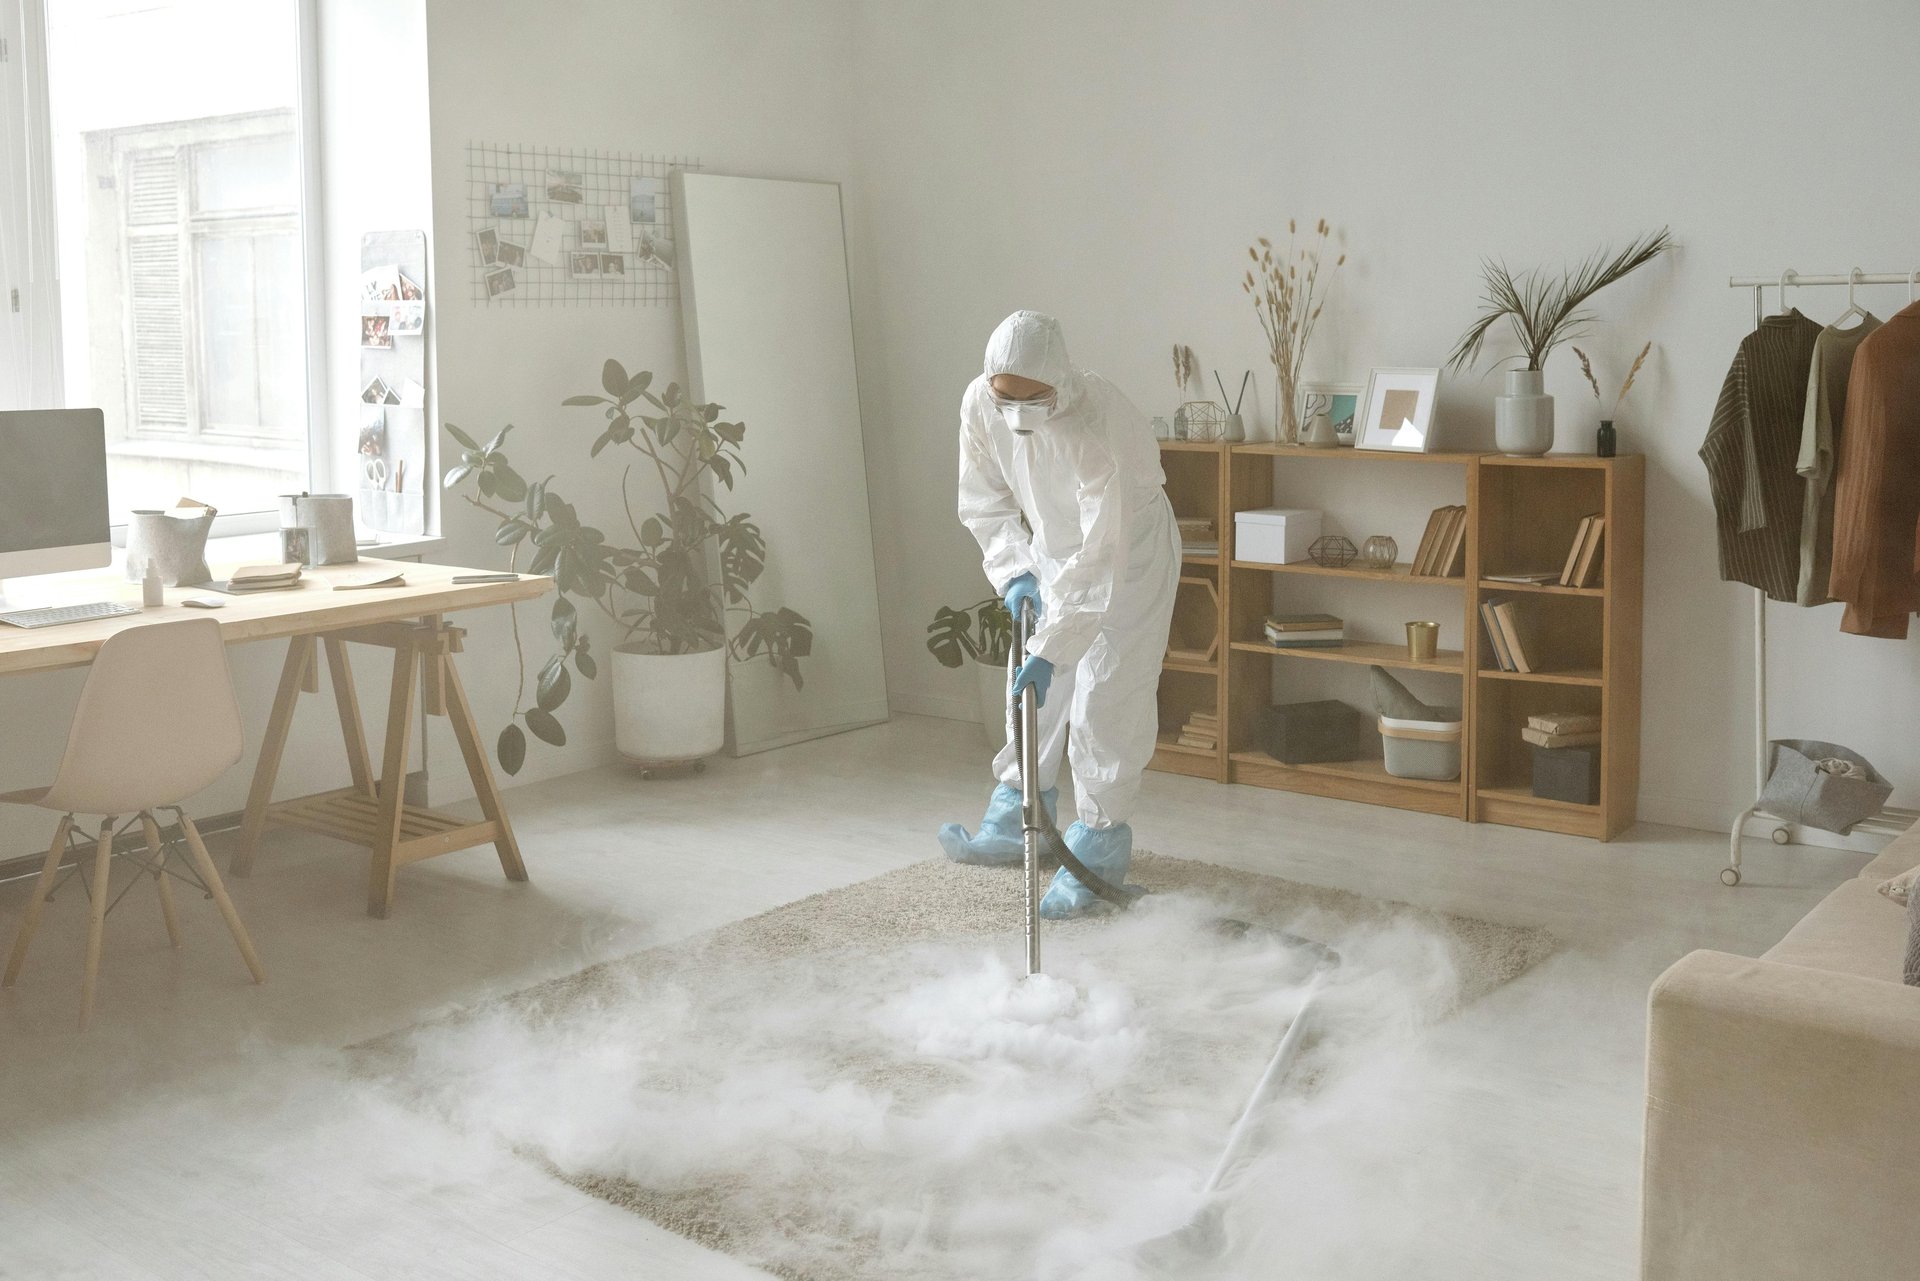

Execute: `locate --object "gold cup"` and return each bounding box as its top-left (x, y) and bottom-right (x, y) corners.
top-left (1406, 621), bottom-right (1439, 662)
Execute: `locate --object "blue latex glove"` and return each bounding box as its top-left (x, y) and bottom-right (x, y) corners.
top-left (1011, 654), bottom-right (1054, 708)
top-left (1003, 572), bottom-right (1042, 625)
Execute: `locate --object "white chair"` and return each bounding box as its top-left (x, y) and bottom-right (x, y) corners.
top-left (2, 617), bottom-right (263, 1028)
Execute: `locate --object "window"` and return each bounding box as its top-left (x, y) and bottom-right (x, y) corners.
top-left (6, 0), bottom-right (314, 526)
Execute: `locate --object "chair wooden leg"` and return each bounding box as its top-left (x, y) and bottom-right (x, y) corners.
top-left (440, 650), bottom-right (528, 884)
top-left (78, 818), bottom-right (114, 1031)
top-left (173, 813), bottom-right (264, 984)
top-left (4, 815), bottom-right (74, 988)
top-left (368, 644), bottom-right (418, 919)
top-left (139, 812), bottom-right (182, 949)
top-left (233, 634), bottom-right (315, 878)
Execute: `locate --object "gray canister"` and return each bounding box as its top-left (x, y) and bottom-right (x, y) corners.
top-left (296, 494), bottom-right (358, 565)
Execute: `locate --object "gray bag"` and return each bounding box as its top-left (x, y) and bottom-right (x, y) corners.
top-left (1757, 739), bottom-right (1893, 834)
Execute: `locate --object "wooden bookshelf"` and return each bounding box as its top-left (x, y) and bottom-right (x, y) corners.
top-left (1152, 442), bottom-right (1229, 778)
top-left (1147, 442), bottom-right (1643, 840)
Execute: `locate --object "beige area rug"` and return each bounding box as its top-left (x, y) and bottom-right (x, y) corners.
top-left (362, 854), bottom-right (1555, 1280)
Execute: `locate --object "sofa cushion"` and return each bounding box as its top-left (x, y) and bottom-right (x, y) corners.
top-left (1764, 877), bottom-right (1911, 983)
top-left (1857, 824), bottom-right (1920, 881)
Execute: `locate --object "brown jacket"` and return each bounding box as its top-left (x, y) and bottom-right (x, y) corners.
top-left (1828, 300), bottom-right (1920, 637)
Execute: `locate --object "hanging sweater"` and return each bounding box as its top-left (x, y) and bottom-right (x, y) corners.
top-left (1700, 311), bottom-right (1822, 602)
top-left (1827, 300), bottom-right (1920, 637)
top-left (1795, 316), bottom-right (1880, 606)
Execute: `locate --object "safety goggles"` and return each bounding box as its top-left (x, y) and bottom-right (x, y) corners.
top-left (989, 388), bottom-right (1056, 412)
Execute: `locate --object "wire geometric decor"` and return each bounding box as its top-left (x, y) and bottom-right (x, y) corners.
top-left (464, 141), bottom-right (701, 307)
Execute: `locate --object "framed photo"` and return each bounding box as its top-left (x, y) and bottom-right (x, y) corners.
top-left (1355, 367), bottom-right (1441, 453)
top-left (1297, 381), bottom-right (1365, 447)
top-left (568, 251), bottom-right (600, 280)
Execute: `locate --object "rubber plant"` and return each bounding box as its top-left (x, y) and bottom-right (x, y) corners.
top-left (444, 358), bottom-right (812, 774)
top-left (925, 597), bottom-right (1012, 669)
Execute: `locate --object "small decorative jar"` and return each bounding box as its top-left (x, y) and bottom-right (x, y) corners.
top-left (1361, 534), bottom-right (1399, 570)
top-left (1596, 419), bottom-right (1617, 458)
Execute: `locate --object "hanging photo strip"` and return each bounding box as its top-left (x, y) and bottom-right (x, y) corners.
top-left (466, 141), bottom-right (699, 306)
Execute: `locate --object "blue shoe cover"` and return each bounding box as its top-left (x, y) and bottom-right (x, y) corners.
top-left (1039, 821), bottom-right (1133, 918)
top-left (938, 783), bottom-right (1058, 866)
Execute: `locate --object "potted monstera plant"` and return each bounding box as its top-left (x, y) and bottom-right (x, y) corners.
top-left (444, 358), bottom-right (811, 774)
top-left (926, 596), bottom-right (1014, 748)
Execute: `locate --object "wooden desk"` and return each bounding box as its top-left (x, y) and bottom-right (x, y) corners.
top-left (0, 559), bottom-right (552, 917)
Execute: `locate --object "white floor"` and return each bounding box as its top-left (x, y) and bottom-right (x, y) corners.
top-left (0, 713), bottom-right (1866, 1279)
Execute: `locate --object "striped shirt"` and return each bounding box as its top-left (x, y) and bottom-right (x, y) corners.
top-left (1701, 312), bottom-right (1821, 602)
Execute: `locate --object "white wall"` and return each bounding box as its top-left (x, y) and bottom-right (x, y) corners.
top-left (418, 0), bottom-right (868, 791)
top-left (849, 0), bottom-right (1920, 830)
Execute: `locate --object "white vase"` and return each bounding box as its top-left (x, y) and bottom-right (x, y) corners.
top-left (974, 657), bottom-right (1011, 752)
top-left (611, 644), bottom-right (727, 765)
top-left (1494, 369), bottom-right (1554, 456)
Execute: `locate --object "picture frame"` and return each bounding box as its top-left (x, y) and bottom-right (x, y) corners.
top-left (1355, 367), bottom-right (1441, 453)
top-left (1297, 381), bottom-right (1365, 448)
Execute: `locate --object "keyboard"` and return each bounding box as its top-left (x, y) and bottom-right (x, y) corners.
top-left (0, 600), bottom-right (143, 629)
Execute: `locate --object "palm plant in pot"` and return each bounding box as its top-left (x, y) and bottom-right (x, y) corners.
top-left (444, 358), bottom-right (811, 774)
top-left (1445, 227), bottom-right (1672, 456)
top-left (926, 596), bottom-right (1013, 748)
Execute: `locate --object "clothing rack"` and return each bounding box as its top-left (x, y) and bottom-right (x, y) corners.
top-left (1720, 269), bottom-right (1920, 886)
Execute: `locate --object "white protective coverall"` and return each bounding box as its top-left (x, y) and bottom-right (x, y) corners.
top-left (958, 311), bottom-right (1181, 829)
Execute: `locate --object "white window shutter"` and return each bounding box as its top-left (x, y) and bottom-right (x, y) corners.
top-left (125, 147), bottom-right (187, 431)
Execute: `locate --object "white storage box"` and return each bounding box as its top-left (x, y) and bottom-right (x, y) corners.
top-left (1234, 507), bottom-right (1323, 564)
top-left (1379, 712), bottom-right (1463, 781)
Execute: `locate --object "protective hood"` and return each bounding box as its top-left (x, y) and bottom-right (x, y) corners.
top-left (983, 310), bottom-right (1083, 413)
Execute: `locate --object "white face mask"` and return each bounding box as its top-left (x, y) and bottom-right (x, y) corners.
top-left (998, 396), bottom-right (1055, 435)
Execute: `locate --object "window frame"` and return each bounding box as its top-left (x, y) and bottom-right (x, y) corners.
top-left (13, 0), bottom-right (328, 540)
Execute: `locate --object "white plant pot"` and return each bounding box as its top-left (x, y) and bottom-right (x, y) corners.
top-left (1494, 369), bottom-right (1555, 456)
top-left (612, 644), bottom-right (727, 765)
top-left (974, 658), bottom-right (1011, 752)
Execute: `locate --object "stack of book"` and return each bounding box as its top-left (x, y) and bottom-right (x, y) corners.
top-left (1411, 505), bottom-right (1469, 577)
top-left (1521, 711), bottom-right (1601, 749)
top-left (1265, 612), bottom-right (1344, 649)
top-left (1176, 516), bottom-right (1219, 558)
top-left (1175, 709), bottom-right (1220, 751)
top-left (1559, 515), bottom-right (1606, 587)
top-left (225, 563), bottom-right (304, 593)
top-left (1478, 595), bottom-right (1540, 673)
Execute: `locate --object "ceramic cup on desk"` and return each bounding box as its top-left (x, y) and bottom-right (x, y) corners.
top-left (1406, 621), bottom-right (1439, 662)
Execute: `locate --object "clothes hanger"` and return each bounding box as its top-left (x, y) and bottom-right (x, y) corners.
top-left (1828, 268), bottom-right (1871, 329)
top-left (1910, 268), bottom-right (1918, 303)
top-left (1777, 267), bottom-right (1796, 316)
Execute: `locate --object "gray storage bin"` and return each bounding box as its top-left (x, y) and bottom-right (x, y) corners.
top-left (1758, 739), bottom-right (1893, 834)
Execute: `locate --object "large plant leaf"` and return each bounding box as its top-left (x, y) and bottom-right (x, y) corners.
top-left (602, 359), bottom-right (629, 396)
top-left (536, 657), bottom-right (571, 711)
top-left (445, 422), bottom-right (479, 450)
top-left (497, 723), bottom-right (526, 775)
top-left (525, 707), bottom-right (567, 746)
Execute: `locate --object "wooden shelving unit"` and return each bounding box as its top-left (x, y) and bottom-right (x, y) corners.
top-left (1147, 442), bottom-right (1644, 840)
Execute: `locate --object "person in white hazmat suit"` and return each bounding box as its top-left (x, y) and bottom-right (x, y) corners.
top-left (937, 310), bottom-right (1181, 918)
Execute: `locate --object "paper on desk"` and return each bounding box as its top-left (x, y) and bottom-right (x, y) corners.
top-left (315, 567), bottom-right (407, 590)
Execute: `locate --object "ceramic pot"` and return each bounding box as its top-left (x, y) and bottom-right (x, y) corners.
top-left (974, 658), bottom-right (1011, 752)
top-left (1494, 369), bottom-right (1554, 456)
top-left (1299, 410), bottom-right (1339, 449)
top-left (612, 644), bottom-right (727, 765)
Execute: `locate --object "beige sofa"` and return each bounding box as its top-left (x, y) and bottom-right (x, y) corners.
top-left (1643, 828), bottom-right (1920, 1280)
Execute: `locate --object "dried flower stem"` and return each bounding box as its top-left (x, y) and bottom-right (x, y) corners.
top-left (1244, 219), bottom-right (1344, 442)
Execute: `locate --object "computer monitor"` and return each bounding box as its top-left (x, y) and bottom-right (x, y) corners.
top-left (0, 409), bottom-right (112, 582)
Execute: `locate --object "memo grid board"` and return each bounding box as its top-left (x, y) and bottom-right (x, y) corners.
top-left (465, 142), bottom-right (700, 306)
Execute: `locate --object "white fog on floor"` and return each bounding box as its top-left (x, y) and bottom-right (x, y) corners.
top-left (340, 890), bottom-right (1616, 1281)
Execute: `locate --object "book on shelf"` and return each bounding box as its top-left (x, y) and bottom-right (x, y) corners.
top-left (1183, 542), bottom-right (1220, 557)
top-left (1520, 726), bottom-right (1601, 749)
top-left (1480, 597), bottom-right (1516, 671)
top-left (1485, 571), bottom-right (1559, 584)
top-left (1264, 631), bottom-right (1344, 646)
top-left (1558, 514), bottom-right (1606, 587)
top-left (1412, 505), bottom-right (1468, 577)
top-left (1572, 517), bottom-right (1606, 587)
top-left (1528, 711), bottom-right (1600, 735)
top-left (1490, 598), bottom-right (1538, 674)
top-left (1265, 612), bottom-right (1342, 632)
